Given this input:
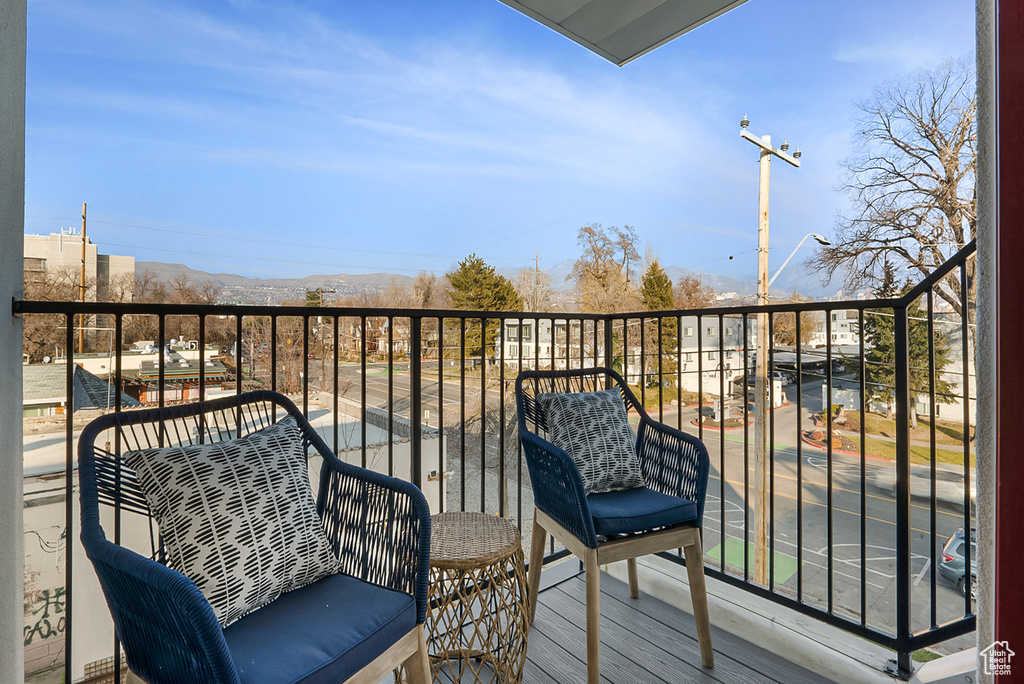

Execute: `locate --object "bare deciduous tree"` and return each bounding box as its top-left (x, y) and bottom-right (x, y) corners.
top-left (22, 266), bottom-right (94, 360)
top-left (813, 59), bottom-right (976, 321)
top-left (515, 265), bottom-right (553, 313)
top-left (673, 274), bottom-right (716, 310)
top-left (570, 224), bottom-right (641, 313)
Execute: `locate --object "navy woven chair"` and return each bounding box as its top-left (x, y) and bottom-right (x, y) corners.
top-left (515, 367), bottom-right (713, 684)
top-left (78, 390), bottom-right (431, 684)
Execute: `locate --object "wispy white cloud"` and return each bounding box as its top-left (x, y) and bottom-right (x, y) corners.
top-left (32, 1), bottom-right (714, 191)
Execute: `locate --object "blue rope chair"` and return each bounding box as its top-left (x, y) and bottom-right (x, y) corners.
top-left (78, 390), bottom-right (431, 684)
top-left (516, 368), bottom-right (713, 684)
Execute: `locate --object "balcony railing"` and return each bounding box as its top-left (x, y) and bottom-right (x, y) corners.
top-left (15, 241), bottom-right (976, 681)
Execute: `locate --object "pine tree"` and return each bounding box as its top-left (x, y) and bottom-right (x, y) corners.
top-left (863, 260), bottom-right (955, 424)
top-left (641, 261), bottom-right (678, 376)
top-left (445, 254), bottom-right (522, 358)
top-left (863, 261), bottom-right (898, 417)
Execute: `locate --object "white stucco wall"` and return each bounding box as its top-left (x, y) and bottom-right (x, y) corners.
top-left (974, 1), bottom-right (996, 680)
top-left (1, 2), bottom-right (27, 682)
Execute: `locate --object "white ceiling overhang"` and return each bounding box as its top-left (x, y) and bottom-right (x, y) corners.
top-left (496, 0), bottom-right (749, 66)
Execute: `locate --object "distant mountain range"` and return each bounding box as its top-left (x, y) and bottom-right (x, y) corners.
top-left (138, 257), bottom-right (837, 306)
top-left (137, 262), bottom-right (412, 305)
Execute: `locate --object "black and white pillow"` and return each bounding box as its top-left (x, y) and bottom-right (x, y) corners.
top-left (124, 415), bottom-right (341, 628)
top-left (537, 389), bottom-right (646, 495)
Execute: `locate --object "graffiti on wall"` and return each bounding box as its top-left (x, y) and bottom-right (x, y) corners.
top-left (24, 586), bottom-right (66, 646)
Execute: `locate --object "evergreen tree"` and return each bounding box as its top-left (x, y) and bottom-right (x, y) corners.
top-left (445, 254), bottom-right (522, 358)
top-left (863, 261), bottom-right (898, 417)
top-left (641, 261), bottom-right (678, 376)
top-left (863, 260), bottom-right (955, 424)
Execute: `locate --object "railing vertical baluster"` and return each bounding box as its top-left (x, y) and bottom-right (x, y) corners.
top-left (271, 315), bottom-right (277, 393)
top-left (411, 317), bottom-right (422, 490)
top-left (498, 315), bottom-right (506, 518)
top-left (199, 313), bottom-right (207, 401)
top-left (113, 313), bottom-right (124, 684)
top-left (825, 313), bottom-right (834, 613)
top-left (858, 309), bottom-right (866, 625)
top-left (388, 316), bottom-right (394, 477)
top-left (360, 315), bottom-right (367, 469)
top-left (303, 315), bottom-right (311, 415)
top-left (516, 316), bottom-right (523, 527)
top-left (768, 313), bottom-right (775, 590)
top-left (603, 318), bottom-right (612, 375)
top-left (639, 316), bottom-right (646, 407)
top-left (658, 317), bottom-right (664, 422)
top-left (960, 262), bottom-right (973, 617)
top-left (697, 316), bottom-right (704, 444)
top-left (438, 318), bottom-right (446, 514)
top-left (677, 315), bottom-right (683, 432)
top-left (158, 315), bottom-right (166, 410)
top-left (743, 313), bottom-right (751, 583)
top-left (64, 313), bottom-right (74, 681)
top-left (796, 313), bottom-right (803, 601)
top-left (894, 300), bottom-right (913, 678)
top-left (927, 289), bottom-right (938, 629)
top-left (480, 317), bottom-right (487, 513)
top-left (231, 315), bottom-right (239, 401)
top-left (333, 315), bottom-right (339, 454)
top-left (460, 317), bottom-right (466, 512)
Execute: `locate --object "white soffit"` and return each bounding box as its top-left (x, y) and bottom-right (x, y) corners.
top-left (497, 0), bottom-right (749, 66)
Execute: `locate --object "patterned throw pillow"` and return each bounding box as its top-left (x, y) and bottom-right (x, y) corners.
top-left (123, 416), bottom-right (342, 628)
top-left (537, 389), bottom-right (646, 495)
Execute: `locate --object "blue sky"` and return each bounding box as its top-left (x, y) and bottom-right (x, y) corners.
top-left (24, 0), bottom-right (975, 286)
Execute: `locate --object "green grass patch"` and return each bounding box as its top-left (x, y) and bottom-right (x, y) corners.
top-left (913, 649), bottom-right (943, 663)
top-left (841, 435), bottom-right (976, 467)
top-left (845, 411), bottom-right (974, 447)
top-left (705, 538), bottom-right (800, 585)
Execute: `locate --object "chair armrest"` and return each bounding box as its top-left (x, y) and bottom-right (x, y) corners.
top-left (636, 418), bottom-right (711, 524)
top-left (316, 455), bottom-right (432, 624)
top-left (81, 529), bottom-right (239, 684)
top-left (519, 430), bottom-right (599, 549)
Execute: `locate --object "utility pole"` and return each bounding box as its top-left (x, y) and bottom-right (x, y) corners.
top-left (739, 116), bottom-right (801, 585)
top-left (78, 202), bottom-right (86, 354)
top-left (534, 251), bottom-right (540, 312)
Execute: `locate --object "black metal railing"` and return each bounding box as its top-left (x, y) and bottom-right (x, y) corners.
top-left (15, 242), bottom-right (976, 681)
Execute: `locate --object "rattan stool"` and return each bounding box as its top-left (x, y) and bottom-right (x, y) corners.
top-left (426, 512), bottom-right (530, 684)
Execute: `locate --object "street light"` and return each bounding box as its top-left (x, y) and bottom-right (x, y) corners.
top-left (740, 116), bottom-right (802, 586)
top-left (767, 233), bottom-right (831, 288)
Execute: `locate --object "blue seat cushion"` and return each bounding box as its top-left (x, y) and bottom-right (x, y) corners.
top-left (224, 573), bottom-right (416, 684)
top-left (587, 487), bottom-right (698, 536)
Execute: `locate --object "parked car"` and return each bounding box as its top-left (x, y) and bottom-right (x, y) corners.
top-left (776, 371), bottom-right (795, 385)
top-left (938, 528), bottom-right (976, 599)
top-left (738, 371), bottom-right (792, 387)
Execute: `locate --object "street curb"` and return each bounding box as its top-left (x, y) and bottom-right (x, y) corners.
top-left (690, 418), bottom-right (752, 432)
top-left (799, 430), bottom-right (893, 462)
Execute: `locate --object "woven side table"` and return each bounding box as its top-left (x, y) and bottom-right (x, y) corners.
top-left (426, 512), bottom-right (530, 684)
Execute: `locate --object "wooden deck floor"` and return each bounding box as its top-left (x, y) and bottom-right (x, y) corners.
top-left (519, 573), bottom-right (829, 684)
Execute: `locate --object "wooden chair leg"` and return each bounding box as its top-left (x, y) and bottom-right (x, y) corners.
top-left (584, 547), bottom-right (601, 684)
top-left (528, 517), bottom-right (546, 623)
top-left (627, 557), bottom-right (639, 598)
top-left (684, 537), bottom-right (714, 668)
top-left (402, 626), bottom-right (431, 684)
